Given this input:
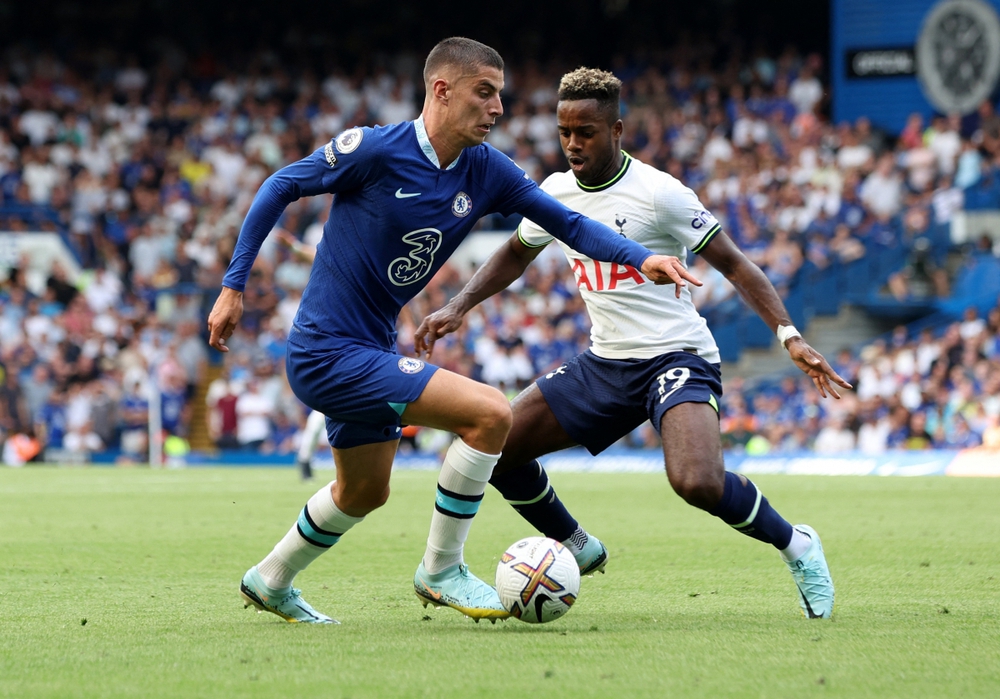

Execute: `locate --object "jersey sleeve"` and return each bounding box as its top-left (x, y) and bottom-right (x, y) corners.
top-left (519, 191), bottom-right (654, 270)
top-left (515, 175), bottom-right (559, 249)
top-left (223, 127), bottom-right (384, 291)
top-left (485, 146), bottom-right (547, 216)
top-left (653, 179), bottom-right (721, 254)
top-left (486, 152), bottom-right (653, 269)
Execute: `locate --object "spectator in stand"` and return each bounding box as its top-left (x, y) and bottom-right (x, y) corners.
top-left (828, 223), bottom-right (865, 263)
top-left (982, 414), bottom-right (1000, 449)
top-left (788, 62), bottom-right (823, 117)
top-left (762, 228), bottom-right (803, 291)
top-left (205, 366), bottom-right (240, 450)
top-left (903, 410), bottom-right (935, 450)
top-left (160, 372), bottom-right (190, 438)
top-left (234, 378), bottom-right (273, 451)
top-left (264, 411), bottom-right (299, 455)
top-left (3, 427), bottom-right (42, 465)
top-left (63, 419), bottom-right (104, 457)
top-left (942, 414), bottom-right (982, 449)
top-left (856, 398), bottom-right (890, 454)
top-left (118, 378), bottom-right (149, 461)
top-left (835, 125), bottom-right (874, 171)
top-left (21, 364), bottom-right (54, 429)
top-left (813, 413), bottom-right (856, 454)
top-left (34, 386), bottom-right (68, 457)
top-left (0, 368), bottom-right (30, 436)
top-left (931, 175), bottom-right (964, 225)
top-left (860, 154), bottom-right (903, 219)
top-left (898, 113), bottom-right (925, 150)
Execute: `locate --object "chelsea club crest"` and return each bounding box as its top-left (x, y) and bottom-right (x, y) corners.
top-left (452, 191), bottom-right (472, 218)
top-left (398, 357), bottom-right (425, 374)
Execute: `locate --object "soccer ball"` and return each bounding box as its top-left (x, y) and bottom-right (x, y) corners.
top-left (495, 536), bottom-right (581, 623)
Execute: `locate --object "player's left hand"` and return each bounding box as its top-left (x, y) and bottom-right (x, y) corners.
top-left (786, 337), bottom-right (853, 399)
top-left (639, 255), bottom-right (703, 297)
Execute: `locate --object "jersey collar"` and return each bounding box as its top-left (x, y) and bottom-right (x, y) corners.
top-left (413, 116), bottom-right (461, 171)
top-left (575, 151), bottom-right (632, 192)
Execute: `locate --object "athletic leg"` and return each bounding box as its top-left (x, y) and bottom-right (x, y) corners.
top-left (659, 402), bottom-right (796, 545)
top-left (659, 402), bottom-right (834, 618)
top-left (402, 369), bottom-right (512, 620)
top-left (489, 384), bottom-right (607, 573)
top-left (242, 440), bottom-right (397, 623)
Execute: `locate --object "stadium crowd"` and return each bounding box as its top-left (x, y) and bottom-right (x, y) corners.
top-left (1, 39), bottom-right (999, 464)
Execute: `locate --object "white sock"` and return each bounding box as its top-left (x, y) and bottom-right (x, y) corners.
top-left (296, 410), bottom-right (327, 463)
top-left (422, 438), bottom-right (499, 574)
top-left (779, 527), bottom-right (812, 562)
top-left (257, 481), bottom-right (364, 589)
top-left (561, 526), bottom-right (590, 557)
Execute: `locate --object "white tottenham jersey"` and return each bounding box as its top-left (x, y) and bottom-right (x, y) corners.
top-left (518, 153), bottom-right (722, 363)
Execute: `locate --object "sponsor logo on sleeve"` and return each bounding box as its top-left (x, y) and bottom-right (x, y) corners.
top-left (335, 127), bottom-right (364, 154)
top-left (691, 210), bottom-right (715, 230)
top-left (323, 141), bottom-right (337, 167)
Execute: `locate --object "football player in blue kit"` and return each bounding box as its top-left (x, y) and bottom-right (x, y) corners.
top-left (415, 67), bottom-right (851, 619)
top-left (207, 39), bottom-right (698, 624)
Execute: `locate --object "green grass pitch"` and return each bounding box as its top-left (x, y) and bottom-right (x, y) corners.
top-left (1, 467), bottom-right (998, 698)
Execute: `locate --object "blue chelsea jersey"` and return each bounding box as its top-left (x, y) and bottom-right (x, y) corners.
top-left (224, 118), bottom-right (655, 351)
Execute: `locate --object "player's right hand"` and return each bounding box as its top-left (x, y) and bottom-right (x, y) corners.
top-left (414, 303), bottom-right (465, 359)
top-left (639, 254), bottom-right (703, 297)
top-left (207, 286), bottom-right (245, 352)
top-left (786, 337), bottom-right (853, 399)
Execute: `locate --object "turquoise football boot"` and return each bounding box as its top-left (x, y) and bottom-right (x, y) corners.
top-left (785, 525), bottom-right (835, 619)
top-left (239, 566), bottom-right (338, 624)
top-left (414, 562), bottom-right (509, 622)
top-left (576, 535), bottom-right (609, 576)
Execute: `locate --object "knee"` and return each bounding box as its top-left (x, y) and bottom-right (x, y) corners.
top-left (668, 468), bottom-right (724, 510)
top-left (334, 481), bottom-right (390, 516)
top-left (465, 387), bottom-right (512, 442)
top-left (479, 388), bottom-right (513, 435)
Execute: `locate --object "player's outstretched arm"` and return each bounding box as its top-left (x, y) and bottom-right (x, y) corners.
top-left (518, 192), bottom-right (702, 295)
top-left (414, 232), bottom-right (542, 358)
top-left (700, 231), bottom-right (853, 399)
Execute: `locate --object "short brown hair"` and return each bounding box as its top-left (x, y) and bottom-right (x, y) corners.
top-left (423, 37), bottom-right (504, 84)
top-left (558, 67), bottom-right (622, 122)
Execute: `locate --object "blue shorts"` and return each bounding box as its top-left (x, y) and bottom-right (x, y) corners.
top-left (536, 350), bottom-right (722, 455)
top-left (286, 340), bottom-right (438, 450)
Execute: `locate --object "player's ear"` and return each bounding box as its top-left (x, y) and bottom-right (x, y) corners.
top-left (612, 119), bottom-right (623, 139)
top-left (432, 77), bottom-right (450, 104)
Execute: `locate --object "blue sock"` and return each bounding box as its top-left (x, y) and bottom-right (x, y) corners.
top-left (490, 460), bottom-right (578, 542)
top-left (708, 471), bottom-right (793, 550)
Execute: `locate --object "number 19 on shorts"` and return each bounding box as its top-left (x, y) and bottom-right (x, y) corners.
top-left (656, 367), bottom-right (690, 404)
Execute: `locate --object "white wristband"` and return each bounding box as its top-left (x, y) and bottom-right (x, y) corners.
top-left (776, 324), bottom-right (801, 349)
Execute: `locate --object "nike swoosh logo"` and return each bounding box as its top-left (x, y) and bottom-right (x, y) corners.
top-left (799, 589), bottom-right (822, 619)
top-left (417, 578), bottom-right (442, 601)
top-left (395, 189), bottom-right (421, 199)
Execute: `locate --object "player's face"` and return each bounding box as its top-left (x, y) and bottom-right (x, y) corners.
top-left (447, 67), bottom-right (504, 147)
top-left (556, 100), bottom-right (622, 184)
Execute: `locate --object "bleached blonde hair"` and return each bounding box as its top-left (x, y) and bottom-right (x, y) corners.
top-left (558, 67), bottom-right (622, 121)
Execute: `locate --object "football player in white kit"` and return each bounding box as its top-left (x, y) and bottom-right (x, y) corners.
top-left (415, 68), bottom-right (851, 619)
